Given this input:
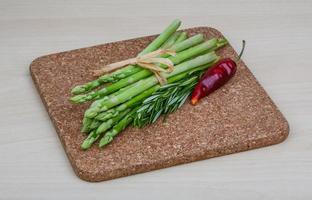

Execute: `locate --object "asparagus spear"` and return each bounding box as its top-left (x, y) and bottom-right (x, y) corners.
top-left (70, 33), bottom-right (203, 95)
top-left (81, 109), bottom-right (131, 150)
top-left (71, 19), bottom-right (181, 95)
top-left (81, 117), bottom-right (93, 133)
top-left (70, 38), bottom-right (224, 104)
top-left (139, 19), bottom-right (181, 54)
top-left (175, 32), bottom-right (187, 43)
top-left (99, 108), bottom-right (139, 147)
top-left (171, 34), bottom-right (203, 52)
top-left (160, 32), bottom-right (181, 49)
top-left (85, 52), bottom-right (219, 118)
top-left (89, 120), bottom-right (102, 130)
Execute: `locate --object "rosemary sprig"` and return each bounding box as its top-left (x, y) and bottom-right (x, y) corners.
top-left (132, 70), bottom-right (203, 128)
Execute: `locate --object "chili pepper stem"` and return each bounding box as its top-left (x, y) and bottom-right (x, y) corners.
top-left (237, 40), bottom-right (246, 60)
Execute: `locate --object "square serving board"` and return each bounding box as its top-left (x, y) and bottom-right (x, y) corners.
top-left (30, 27), bottom-right (289, 182)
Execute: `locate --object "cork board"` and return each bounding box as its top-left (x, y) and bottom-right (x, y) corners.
top-left (30, 27), bottom-right (289, 182)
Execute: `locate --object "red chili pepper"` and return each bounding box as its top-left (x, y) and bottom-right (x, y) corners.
top-left (191, 40), bottom-right (245, 105)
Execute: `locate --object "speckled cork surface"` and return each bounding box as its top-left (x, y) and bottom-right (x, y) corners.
top-left (30, 27), bottom-right (289, 182)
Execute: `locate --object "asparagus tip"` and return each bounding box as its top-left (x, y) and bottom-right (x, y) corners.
top-left (99, 136), bottom-right (113, 148)
top-left (173, 19), bottom-right (182, 25)
top-left (81, 126), bottom-right (89, 133)
top-left (71, 86), bottom-right (86, 95)
top-left (85, 108), bottom-right (99, 118)
top-left (69, 95), bottom-right (85, 104)
top-left (81, 140), bottom-right (91, 150)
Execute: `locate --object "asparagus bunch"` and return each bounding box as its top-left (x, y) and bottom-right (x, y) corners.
top-left (85, 52), bottom-right (218, 117)
top-left (69, 19), bottom-right (228, 150)
top-left (69, 34), bottom-right (215, 104)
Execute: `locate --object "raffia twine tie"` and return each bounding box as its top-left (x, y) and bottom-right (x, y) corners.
top-left (93, 49), bottom-right (176, 85)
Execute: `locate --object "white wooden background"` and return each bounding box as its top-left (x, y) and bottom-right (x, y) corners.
top-left (0, 0), bottom-right (311, 199)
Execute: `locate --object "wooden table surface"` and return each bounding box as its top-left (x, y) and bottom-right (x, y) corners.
top-left (1, 0), bottom-right (311, 199)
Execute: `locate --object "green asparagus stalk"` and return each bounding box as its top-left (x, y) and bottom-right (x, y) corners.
top-left (70, 33), bottom-right (203, 95)
top-left (139, 19), bottom-right (181, 55)
top-left (99, 108), bottom-right (139, 147)
top-left (171, 34), bottom-right (203, 52)
top-left (70, 38), bottom-right (224, 104)
top-left (81, 118), bottom-right (101, 134)
top-left (81, 109), bottom-right (131, 150)
top-left (89, 120), bottom-right (102, 130)
top-left (81, 117), bottom-right (93, 133)
top-left (175, 32), bottom-right (187, 43)
top-left (71, 19), bottom-right (181, 95)
top-left (169, 38), bottom-right (220, 64)
top-left (85, 52), bottom-right (219, 118)
top-left (95, 110), bottom-right (120, 122)
top-left (209, 38), bottom-right (228, 52)
top-left (160, 32), bottom-right (181, 49)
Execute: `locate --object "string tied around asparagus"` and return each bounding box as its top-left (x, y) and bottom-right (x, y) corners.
top-left (93, 49), bottom-right (176, 85)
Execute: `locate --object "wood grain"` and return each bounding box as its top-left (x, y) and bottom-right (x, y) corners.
top-left (0, 0), bottom-right (312, 199)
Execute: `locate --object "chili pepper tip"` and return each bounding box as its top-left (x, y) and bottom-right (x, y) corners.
top-left (191, 98), bottom-right (198, 105)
